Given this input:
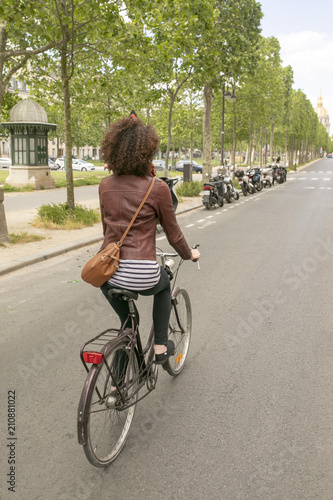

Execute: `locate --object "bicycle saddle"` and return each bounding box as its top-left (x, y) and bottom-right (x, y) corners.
top-left (108, 288), bottom-right (139, 301)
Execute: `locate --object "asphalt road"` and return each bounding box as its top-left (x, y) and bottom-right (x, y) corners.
top-left (1, 158), bottom-right (333, 499)
top-left (3, 184), bottom-right (100, 213)
top-left (2, 172), bottom-right (200, 214)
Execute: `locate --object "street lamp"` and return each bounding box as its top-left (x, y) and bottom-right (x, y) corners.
top-left (221, 84), bottom-right (236, 167)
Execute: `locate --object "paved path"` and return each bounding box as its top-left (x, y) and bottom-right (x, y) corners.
top-left (0, 194), bottom-right (202, 276)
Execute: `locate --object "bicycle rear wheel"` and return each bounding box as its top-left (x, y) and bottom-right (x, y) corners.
top-left (78, 341), bottom-right (139, 467)
top-left (164, 289), bottom-right (192, 376)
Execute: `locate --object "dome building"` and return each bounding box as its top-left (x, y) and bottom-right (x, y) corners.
top-left (0, 99), bottom-right (56, 188)
top-left (315, 94), bottom-right (330, 135)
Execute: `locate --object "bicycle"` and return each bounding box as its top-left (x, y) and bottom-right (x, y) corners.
top-left (77, 246), bottom-right (199, 468)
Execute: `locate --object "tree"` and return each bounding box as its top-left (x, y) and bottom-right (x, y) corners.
top-left (27, 0), bottom-right (123, 209)
top-left (0, 0), bottom-right (55, 111)
top-left (197, 0), bottom-right (262, 176)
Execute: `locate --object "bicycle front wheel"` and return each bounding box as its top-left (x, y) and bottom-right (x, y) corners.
top-left (78, 341), bottom-right (139, 467)
top-left (164, 289), bottom-right (192, 376)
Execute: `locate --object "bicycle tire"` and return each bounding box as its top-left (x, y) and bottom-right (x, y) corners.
top-left (163, 289), bottom-right (192, 376)
top-left (78, 340), bottom-right (139, 467)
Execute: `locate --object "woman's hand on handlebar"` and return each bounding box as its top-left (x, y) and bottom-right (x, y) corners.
top-left (191, 248), bottom-right (200, 262)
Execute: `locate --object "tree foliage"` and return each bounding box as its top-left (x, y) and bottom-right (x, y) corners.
top-left (0, 0), bottom-right (331, 204)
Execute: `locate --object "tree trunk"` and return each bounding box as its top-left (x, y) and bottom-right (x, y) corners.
top-left (60, 46), bottom-right (75, 210)
top-left (270, 122), bottom-right (274, 163)
top-left (202, 83), bottom-right (213, 178)
top-left (252, 130), bottom-right (257, 164)
top-left (231, 114), bottom-right (236, 166)
top-left (164, 75), bottom-right (191, 176)
top-left (189, 132), bottom-right (193, 182)
top-left (248, 120), bottom-right (253, 167)
top-left (260, 126), bottom-right (263, 168)
top-left (265, 128), bottom-right (268, 166)
top-left (164, 92), bottom-right (176, 176)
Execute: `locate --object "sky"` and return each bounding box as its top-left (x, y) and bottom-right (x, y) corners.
top-left (259, 0), bottom-right (333, 132)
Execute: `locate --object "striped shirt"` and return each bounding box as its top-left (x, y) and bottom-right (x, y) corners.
top-left (107, 259), bottom-right (161, 291)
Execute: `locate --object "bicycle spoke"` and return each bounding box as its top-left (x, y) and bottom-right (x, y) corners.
top-left (164, 289), bottom-right (192, 376)
top-left (80, 342), bottom-right (139, 467)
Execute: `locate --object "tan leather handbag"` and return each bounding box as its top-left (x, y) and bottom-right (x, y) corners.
top-left (81, 177), bottom-right (155, 287)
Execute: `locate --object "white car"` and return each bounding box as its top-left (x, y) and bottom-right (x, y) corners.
top-left (0, 157), bottom-right (12, 168)
top-left (57, 158), bottom-right (95, 171)
top-left (55, 157), bottom-right (65, 167)
top-left (72, 159), bottom-right (95, 171)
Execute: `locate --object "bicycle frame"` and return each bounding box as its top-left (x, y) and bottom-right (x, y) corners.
top-left (79, 253), bottom-right (188, 408)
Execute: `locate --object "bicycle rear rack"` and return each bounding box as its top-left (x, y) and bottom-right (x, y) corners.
top-left (80, 328), bottom-right (127, 374)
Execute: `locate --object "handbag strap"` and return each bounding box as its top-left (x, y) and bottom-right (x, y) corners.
top-left (118, 177), bottom-right (156, 246)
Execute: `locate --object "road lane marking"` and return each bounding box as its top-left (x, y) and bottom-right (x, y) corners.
top-left (185, 224), bottom-right (195, 227)
top-left (304, 186), bottom-right (315, 189)
top-left (311, 177), bottom-right (319, 180)
top-left (156, 236), bottom-right (166, 240)
top-left (198, 221), bottom-right (217, 228)
top-left (323, 178), bottom-right (330, 181)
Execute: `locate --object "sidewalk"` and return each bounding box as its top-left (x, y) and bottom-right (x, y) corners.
top-left (0, 195), bottom-right (202, 277)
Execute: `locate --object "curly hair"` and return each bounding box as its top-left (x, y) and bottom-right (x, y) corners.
top-left (100, 116), bottom-right (160, 176)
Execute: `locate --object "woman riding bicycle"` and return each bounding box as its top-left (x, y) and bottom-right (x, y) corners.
top-left (99, 112), bottom-right (200, 365)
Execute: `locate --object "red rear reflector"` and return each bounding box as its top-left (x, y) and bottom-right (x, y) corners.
top-left (203, 186), bottom-right (212, 190)
top-left (83, 352), bottom-right (104, 364)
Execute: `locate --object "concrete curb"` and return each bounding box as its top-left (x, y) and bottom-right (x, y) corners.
top-left (0, 203), bottom-right (203, 277)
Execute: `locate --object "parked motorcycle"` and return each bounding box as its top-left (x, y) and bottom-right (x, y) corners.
top-left (247, 167), bottom-right (263, 191)
top-left (234, 169), bottom-right (255, 196)
top-left (280, 165), bottom-right (287, 182)
top-left (202, 173), bottom-right (224, 209)
top-left (262, 166), bottom-right (273, 187)
top-left (161, 177), bottom-right (179, 212)
top-left (272, 165), bottom-right (284, 185)
top-left (221, 170), bottom-right (240, 203)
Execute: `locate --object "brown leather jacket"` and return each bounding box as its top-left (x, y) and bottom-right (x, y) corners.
top-left (99, 174), bottom-right (192, 261)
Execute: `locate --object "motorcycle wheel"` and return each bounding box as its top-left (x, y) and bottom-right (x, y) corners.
top-left (257, 181), bottom-right (263, 191)
top-left (203, 201), bottom-right (212, 210)
top-left (242, 185), bottom-right (247, 196)
top-left (234, 191), bottom-right (240, 200)
top-left (225, 191), bottom-right (231, 203)
top-left (249, 185), bottom-right (256, 194)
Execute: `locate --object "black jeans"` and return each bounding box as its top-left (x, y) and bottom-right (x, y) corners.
top-left (100, 267), bottom-right (171, 346)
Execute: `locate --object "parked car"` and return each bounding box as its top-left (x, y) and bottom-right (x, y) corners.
top-left (175, 160), bottom-right (202, 173)
top-left (0, 157), bottom-right (12, 168)
top-left (57, 158), bottom-right (95, 171)
top-left (55, 157), bottom-right (65, 168)
top-left (70, 159), bottom-right (95, 171)
top-left (49, 158), bottom-right (60, 170)
top-left (327, 153), bottom-right (332, 158)
top-left (153, 159), bottom-right (171, 171)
